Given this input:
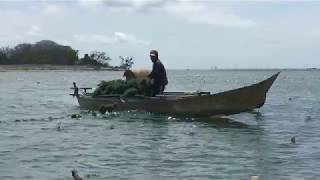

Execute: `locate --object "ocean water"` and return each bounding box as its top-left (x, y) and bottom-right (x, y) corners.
top-left (0, 69), bottom-right (319, 180)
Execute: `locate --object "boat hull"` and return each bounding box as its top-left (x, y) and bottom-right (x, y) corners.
top-left (76, 72), bottom-right (280, 117)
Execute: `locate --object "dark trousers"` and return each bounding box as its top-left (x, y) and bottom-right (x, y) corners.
top-left (152, 85), bottom-right (165, 97)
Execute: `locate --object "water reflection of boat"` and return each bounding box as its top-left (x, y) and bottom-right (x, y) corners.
top-left (72, 72), bottom-right (280, 117)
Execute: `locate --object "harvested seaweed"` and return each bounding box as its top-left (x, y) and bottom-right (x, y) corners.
top-left (93, 79), bottom-right (151, 97)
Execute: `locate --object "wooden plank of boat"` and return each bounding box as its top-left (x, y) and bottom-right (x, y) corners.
top-left (74, 72), bottom-right (280, 117)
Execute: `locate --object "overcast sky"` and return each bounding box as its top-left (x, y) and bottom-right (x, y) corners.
top-left (0, 0), bottom-right (319, 69)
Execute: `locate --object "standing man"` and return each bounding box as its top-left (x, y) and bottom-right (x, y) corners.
top-left (148, 50), bottom-right (168, 96)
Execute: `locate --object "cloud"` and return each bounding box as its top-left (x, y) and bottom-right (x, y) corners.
top-left (166, 2), bottom-right (255, 27)
top-left (0, 24), bottom-right (40, 41)
top-left (79, 0), bottom-right (170, 10)
top-left (114, 32), bottom-right (150, 45)
top-left (78, 0), bottom-right (254, 27)
top-left (55, 39), bottom-right (72, 46)
top-left (42, 4), bottom-right (63, 15)
top-left (72, 32), bottom-right (150, 45)
top-left (72, 34), bottom-right (114, 44)
top-left (78, 0), bottom-right (105, 7)
top-left (0, 35), bottom-right (24, 41)
top-left (27, 25), bottom-right (41, 36)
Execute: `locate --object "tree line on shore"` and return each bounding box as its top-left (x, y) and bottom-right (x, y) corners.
top-left (0, 40), bottom-right (134, 69)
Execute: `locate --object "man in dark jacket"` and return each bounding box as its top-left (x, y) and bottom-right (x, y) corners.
top-left (148, 50), bottom-right (168, 96)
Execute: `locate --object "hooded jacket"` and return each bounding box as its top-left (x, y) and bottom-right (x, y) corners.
top-left (149, 59), bottom-right (168, 86)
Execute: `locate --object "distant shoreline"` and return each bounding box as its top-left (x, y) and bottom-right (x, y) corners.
top-left (0, 65), bottom-right (126, 71)
top-left (0, 64), bottom-right (318, 71)
top-left (180, 68), bottom-right (320, 71)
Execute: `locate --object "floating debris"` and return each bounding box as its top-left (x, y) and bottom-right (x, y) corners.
top-left (102, 114), bottom-right (109, 119)
top-left (49, 116), bottom-right (64, 121)
top-left (85, 174), bottom-right (99, 178)
top-left (167, 116), bottom-right (177, 120)
top-left (14, 118), bottom-right (41, 122)
top-left (288, 96), bottom-right (300, 101)
top-left (56, 121), bottom-right (62, 131)
top-left (291, 136), bottom-right (296, 144)
top-left (109, 124), bottom-right (115, 129)
top-left (71, 114), bottom-right (82, 119)
top-left (188, 131), bottom-right (195, 136)
top-left (71, 169), bottom-right (82, 180)
top-left (305, 116), bottom-right (312, 122)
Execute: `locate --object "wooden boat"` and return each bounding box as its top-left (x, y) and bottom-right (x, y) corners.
top-left (72, 72), bottom-right (280, 117)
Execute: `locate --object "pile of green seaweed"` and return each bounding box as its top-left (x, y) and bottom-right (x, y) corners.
top-left (93, 79), bottom-right (151, 97)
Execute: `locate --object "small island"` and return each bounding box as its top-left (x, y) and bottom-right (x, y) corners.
top-left (0, 40), bottom-right (134, 71)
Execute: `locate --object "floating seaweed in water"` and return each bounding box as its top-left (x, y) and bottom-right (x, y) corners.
top-left (56, 121), bottom-right (62, 131)
top-left (71, 114), bottom-right (82, 119)
top-left (291, 136), bottom-right (296, 144)
top-left (99, 104), bottom-right (117, 114)
top-left (305, 116), bottom-right (312, 122)
top-left (71, 169), bottom-right (82, 180)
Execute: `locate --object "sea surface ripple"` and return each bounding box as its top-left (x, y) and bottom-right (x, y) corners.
top-left (0, 70), bottom-right (319, 180)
